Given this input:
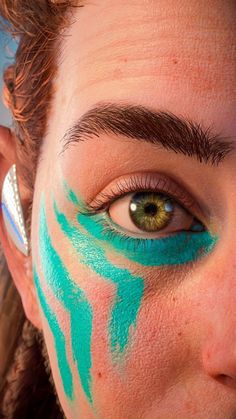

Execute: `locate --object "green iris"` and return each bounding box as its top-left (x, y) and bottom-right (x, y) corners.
top-left (129, 192), bottom-right (174, 232)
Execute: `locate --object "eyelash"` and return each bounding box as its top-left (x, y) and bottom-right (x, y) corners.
top-left (78, 174), bottom-right (206, 250)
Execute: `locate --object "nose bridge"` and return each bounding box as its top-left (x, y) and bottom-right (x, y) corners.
top-left (215, 258), bottom-right (236, 321)
top-left (201, 242), bottom-right (236, 382)
top-left (206, 239), bottom-right (236, 334)
top-left (215, 210), bottom-right (236, 322)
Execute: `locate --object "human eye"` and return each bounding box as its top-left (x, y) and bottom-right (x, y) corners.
top-left (77, 173), bottom-right (218, 266)
top-left (86, 173), bottom-right (205, 235)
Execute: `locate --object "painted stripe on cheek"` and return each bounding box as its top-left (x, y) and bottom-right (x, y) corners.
top-left (33, 266), bottom-right (74, 400)
top-left (38, 198), bottom-right (94, 405)
top-left (53, 198), bottom-right (145, 363)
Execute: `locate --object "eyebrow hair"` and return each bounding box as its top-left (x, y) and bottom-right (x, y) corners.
top-left (60, 102), bottom-right (235, 166)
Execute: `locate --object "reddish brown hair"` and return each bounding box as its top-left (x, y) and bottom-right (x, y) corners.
top-left (1, 0), bottom-right (83, 194)
top-left (0, 1), bottom-right (83, 417)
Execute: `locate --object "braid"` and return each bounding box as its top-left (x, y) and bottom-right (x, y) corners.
top-left (1, 320), bottom-right (65, 419)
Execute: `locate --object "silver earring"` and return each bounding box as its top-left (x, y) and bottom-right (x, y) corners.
top-left (1, 164), bottom-right (29, 256)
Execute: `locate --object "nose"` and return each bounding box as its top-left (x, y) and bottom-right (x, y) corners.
top-left (201, 253), bottom-right (236, 389)
top-left (203, 332), bottom-right (236, 388)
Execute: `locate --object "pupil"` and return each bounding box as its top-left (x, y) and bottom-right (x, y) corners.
top-left (144, 203), bottom-right (157, 216)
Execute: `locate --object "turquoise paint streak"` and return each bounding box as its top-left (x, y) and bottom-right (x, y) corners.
top-left (62, 181), bottom-right (218, 267)
top-left (63, 179), bottom-right (80, 206)
top-left (33, 266), bottom-right (74, 400)
top-left (53, 199), bottom-right (145, 362)
top-left (39, 198), bottom-right (93, 405)
top-left (77, 211), bottom-right (218, 266)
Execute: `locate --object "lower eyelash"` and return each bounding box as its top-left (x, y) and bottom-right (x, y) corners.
top-left (92, 212), bottom-right (206, 253)
top-left (95, 217), bottom-right (154, 252)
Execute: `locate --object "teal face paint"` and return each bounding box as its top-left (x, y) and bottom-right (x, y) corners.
top-left (35, 177), bottom-right (218, 407)
top-left (53, 199), bottom-right (145, 363)
top-left (54, 181), bottom-right (219, 363)
top-left (76, 211), bottom-right (218, 266)
top-left (37, 198), bottom-right (93, 405)
top-left (63, 181), bottom-right (219, 266)
top-left (33, 267), bottom-right (74, 400)
top-left (63, 179), bottom-right (80, 206)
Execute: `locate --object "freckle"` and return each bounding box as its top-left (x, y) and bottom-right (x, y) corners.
top-left (97, 372), bottom-right (102, 378)
top-left (173, 59), bottom-right (178, 64)
top-left (178, 331), bottom-right (182, 336)
top-left (172, 297), bottom-right (176, 302)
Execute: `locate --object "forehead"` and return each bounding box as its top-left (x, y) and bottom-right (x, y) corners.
top-left (51, 0), bottom-right (236, 145)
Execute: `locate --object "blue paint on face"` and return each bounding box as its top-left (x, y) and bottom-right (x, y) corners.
top-left (77, 210), bottom-right (218, 265)
top-left (33, 266), bottom-right (74, 400)
top-left (37, 197), bottom-right (94, 406)
top-left (53, 198), bottom-right (145, 363)
top-left (62, 180), bottom-right (219, 267)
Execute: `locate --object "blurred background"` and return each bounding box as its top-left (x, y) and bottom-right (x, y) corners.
top-left (0, 27), bottom-right (17, 126)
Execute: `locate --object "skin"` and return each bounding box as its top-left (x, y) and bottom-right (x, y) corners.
top-left (0, 0), bottom-right (236, 418)
top-left (33, 182), bottom-right (218, 414)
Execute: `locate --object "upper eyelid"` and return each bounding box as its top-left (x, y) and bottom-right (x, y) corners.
top-left (86, 172), bottom-right (208, 225)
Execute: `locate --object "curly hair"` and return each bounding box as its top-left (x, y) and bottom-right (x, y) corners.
top-left (0, 1), bottom-right (84, 417)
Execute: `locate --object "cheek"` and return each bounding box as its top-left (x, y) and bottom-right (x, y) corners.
top-left (90, 289), bottom-right (188, 417)
top-left (36, 262), bottom-right (189, 419)
top-left (32, 190), bottom-right (195, 417)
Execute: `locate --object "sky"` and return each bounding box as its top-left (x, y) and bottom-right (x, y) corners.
top-left (0, 28), bottom-right (17, 126)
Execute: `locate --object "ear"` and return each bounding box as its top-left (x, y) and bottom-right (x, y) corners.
top-left (0, 125), bottom-right (42, 330)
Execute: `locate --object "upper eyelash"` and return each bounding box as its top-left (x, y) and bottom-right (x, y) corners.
top-left (74, 175), bottom-right (209, 257)
top-left (77, 174), bottom-right (207, 238)
top-left (79, 174), bottom-right (200, 220)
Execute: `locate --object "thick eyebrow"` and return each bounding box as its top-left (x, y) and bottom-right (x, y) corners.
top-left (60, 102), bottom-right (235, 166)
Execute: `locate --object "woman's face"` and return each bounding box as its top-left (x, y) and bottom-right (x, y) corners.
top-left (31, 1), bottom-right (236, 417)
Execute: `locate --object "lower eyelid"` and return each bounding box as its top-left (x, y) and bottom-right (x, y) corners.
top-left (98, 218), bottom-right (217, 267)
top-left (76, 208), bottom-right (217, 267)
top-left (98, 211), bottom-right (212, 244)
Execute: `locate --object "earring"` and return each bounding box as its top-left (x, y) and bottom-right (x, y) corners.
top-left (1, 164), bottom-right (29, 256)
